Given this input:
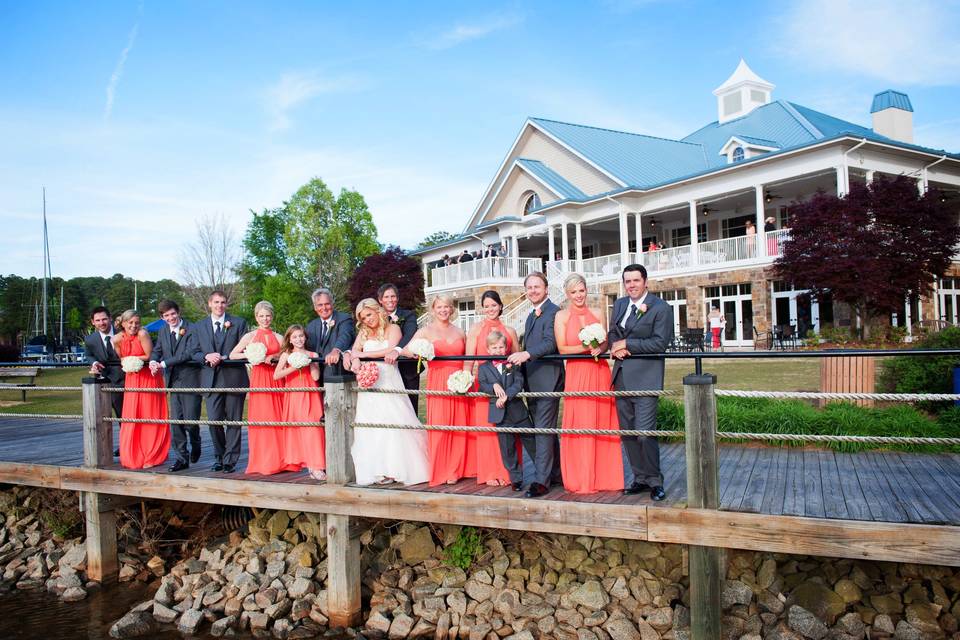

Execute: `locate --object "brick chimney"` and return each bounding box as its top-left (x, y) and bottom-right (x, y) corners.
top-left (871, 90), bottom-right (913, 143)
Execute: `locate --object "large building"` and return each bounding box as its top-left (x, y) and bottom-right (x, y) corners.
top-left (413, 60), bottom-right (960, 347)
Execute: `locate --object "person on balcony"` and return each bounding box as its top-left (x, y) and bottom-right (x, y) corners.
top-left (464, 290), bottom-right (521, 487)
top-left (554, 273), bottom-right (624, 494)
top-left (459, 249), bottom-right (474, 263)
top-left (765, 216), bottom-right (778, 255)
top-left (507, 272), bottom-right (563, 498)
top-left (745, 220), bottom-right (757, 255)
top-left (401, 295), bottom-right (476, 486)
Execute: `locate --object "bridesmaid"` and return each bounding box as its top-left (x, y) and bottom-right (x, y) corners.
top-left (554, 274), bottom-right (624, 493)
top-left (115, 309), bottom-right (170, 469)
top-left (464, 290), bottom-right (520, 486)
top-left (403, 295), bottom-right (475, 486)
top-left (274, 325), bottom-right (326, 481)
top-left (230, 301), bottom-right (294, 475)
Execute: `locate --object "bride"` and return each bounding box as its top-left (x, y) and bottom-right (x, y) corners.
top-left (343, 298), bottom-right (430, 486)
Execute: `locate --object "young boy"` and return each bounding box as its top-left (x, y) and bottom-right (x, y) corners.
top-left (477, 330), bottom-right (534, 492)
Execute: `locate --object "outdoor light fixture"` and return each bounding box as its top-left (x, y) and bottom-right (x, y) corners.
top-left (701, 206), bottom-right (712, 216)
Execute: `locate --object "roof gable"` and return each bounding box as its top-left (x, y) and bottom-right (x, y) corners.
top-left (515, 158), bottom-right (587, 200)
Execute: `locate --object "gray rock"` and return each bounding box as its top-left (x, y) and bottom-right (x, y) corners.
top-left (873, 614), bottom-right (895, 634)
top-left (248, 612), bottom-right (270, 632)
top-left (759, 591), bottom-right (785, 615)
top-left (210, 616), bottom-right (236, 637)
top-left (388, 613), bottom-right (415, 639)
top-left (155, 580), bottom-right (178, 606)
top-left (366, 609), bottom-right (391, 634)
top-left (504, 632), bottom-right (535, 640)
top-left (787, 606), bottom-right (828, 640)
top-left (722, 580), bottom-right (754, 608)
top-left (603, 617), bottom-right (642, 640)
top-left (757, 558), bottom-right (777, 590)
top-left (288, 578), bottom-right (314, 599)
top-left (835, 612), bottom-right (865, 638)
top-left (464, 579), bottom-right (495, 603)
top-left (788, 581), bottom-right (847, 625)
top-left (178, 608), bottom-right (204, 635)
top-left (408, 618), bottom-right (436, 638)
top-left (271, 618), bottom-right (292, 639)
top-left (59, 545), bottom-right (87, 571)
top-left (152, 602), bottom-right (179, 624)
top-left (398, 527), bottom-right (435, 565)
top-left (494, 589), bottom-right (521, 617)
top-left (570, 581), bottom-right (610, 611)
top-left (109, 611), bottom-right (155, 639)
top-left (905, 603), bottom-right (943, 635)
top-left (61, 586), bottom-right (87, 602)
top-left (893, 621), bottom-right (923, 640)
top-left (447, 590), bottom-right (467, 615)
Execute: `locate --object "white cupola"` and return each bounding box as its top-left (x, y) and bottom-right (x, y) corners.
top-left (713, 59), bottom-right (774, 124)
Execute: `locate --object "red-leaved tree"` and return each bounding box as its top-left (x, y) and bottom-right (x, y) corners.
top-left (347, 245), bottom-right (425, 311)
top-left (775, 175), bottom-right (960, 337)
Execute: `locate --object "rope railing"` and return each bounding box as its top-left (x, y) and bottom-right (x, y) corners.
top-left (0, 412), bottom-right (84, 419)
top-left (105, 417), bottom-right (323, 428)
top-left (715, 389), bottom-right (960, 401)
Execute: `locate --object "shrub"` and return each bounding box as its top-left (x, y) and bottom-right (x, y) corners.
top-left (443, 526), bottom-right (483, 570)
top-left (878, 326), bottom-right (960, 411)
top-left (819, 324), bottom-right (854, 346)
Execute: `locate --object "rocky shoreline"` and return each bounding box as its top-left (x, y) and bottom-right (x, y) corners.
top-left (3, 488), bottom-right (960, 640)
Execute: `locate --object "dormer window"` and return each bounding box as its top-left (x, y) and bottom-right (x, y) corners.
top-left (732, 147), bottom-right (745, 163)
top-left (523, 192), bottom-right (542, 215)
top-left (720, 136), bottom-right (779, 164)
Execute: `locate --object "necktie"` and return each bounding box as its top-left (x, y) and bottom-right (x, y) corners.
top-left (215, 321), bottom-right (222, 336)
top-left (624, 303), bottom-right (638, 329)
top-left (104, 335), bottom-right (115, 359)
top-left (172, 329), bottom-right (179, 342)
top-left (320, 321), bottom-right (328, 344)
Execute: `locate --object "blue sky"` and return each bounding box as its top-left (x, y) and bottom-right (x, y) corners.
top-left (2, 0), bottom-right (959, 280)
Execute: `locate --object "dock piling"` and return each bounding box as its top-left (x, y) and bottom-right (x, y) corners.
top-left (81, 377), bottom-right (118, 583)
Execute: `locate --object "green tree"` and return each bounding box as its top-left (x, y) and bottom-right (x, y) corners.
top-left (238, 206), bottom-right (291, 308)
top-left (417, 230), bottom-right (457, 249)
top-left (262, 274), bottom-right (313, 329)
top-left (284, 178), bottom-right (380, 309)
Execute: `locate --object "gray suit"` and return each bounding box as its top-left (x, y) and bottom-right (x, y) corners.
top-left (607, 293), bottom-right (674, 487)
top-left (150, 320), bottom-right (202, 465)
top-left (192, 314), bottom-right (249, 466)
top-left (521, 299), bottom-right (564, 486)
top-left (305, 311), bottom-right (355, 382)
top-left (478, 361), bottom-right (532, 485)
top-left (83, 330), bottom-right (124, 418)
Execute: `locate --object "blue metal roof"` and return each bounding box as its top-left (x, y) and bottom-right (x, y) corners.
top-left (731, 135), bottom-right (780, 148)
top-left (871, 90), bottom-right (913, 113)
top-left (515, 158), bottom-right (587, 200)
top-left (530, 117), bottom-right (709, 188)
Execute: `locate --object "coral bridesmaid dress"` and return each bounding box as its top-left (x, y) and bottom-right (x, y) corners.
top-left (426, 337), bottom-right (476, 486)
top-left (119, 334), bottom-right (170, 469)
top-left (471, 319), bottom-right (514, 485)
top-left (559, 306), bottom-right (624, 493)
top-left (281, 363), bottom-right (325, 473)
top-left (245, 329), bottom-right (297, 475)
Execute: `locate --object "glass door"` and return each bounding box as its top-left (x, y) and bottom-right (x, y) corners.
top-left (704, 284), bottom-right (753, 347)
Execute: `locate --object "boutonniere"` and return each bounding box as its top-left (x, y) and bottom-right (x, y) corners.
top-left (503, 362), bottom-right (515, 373)
top-left (534, 308), bottom-right (542, 318)
top-left (635, 303), bottom-right (648, 319)
top-left (224, 321), bottom-right (232, 330)
top-left (178, 328), bottom-right (186, 337)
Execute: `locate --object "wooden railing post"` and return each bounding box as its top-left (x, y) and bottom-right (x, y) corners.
top-left (323, 371), bottom-right (362, 628)
top-left (683, 373), bottom-right (721, 640)
top-left (81, 377), bottom-right (118, 583)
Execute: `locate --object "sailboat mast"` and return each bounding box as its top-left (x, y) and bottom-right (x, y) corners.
top-left (59, 285), bottom-right (64, 344)
top-left (41, 188), bottom-right (48, 337)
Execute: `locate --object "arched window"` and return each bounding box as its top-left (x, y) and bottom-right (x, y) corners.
top-left (523, 192), bottom-right (542, 215)
top-left (732, 147), bottom-right (745, 163)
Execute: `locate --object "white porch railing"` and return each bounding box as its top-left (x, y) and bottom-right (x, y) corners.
top-left (638, 245), bottom-right (694, 273)
top-left (429, 257), bottom-right (541, 289)
top-left (581, 253), bottom-right (626, 278)
top-left (697, 235), bottom-right (759, 266)
top-left (765, 229), bottom-right (790, 257)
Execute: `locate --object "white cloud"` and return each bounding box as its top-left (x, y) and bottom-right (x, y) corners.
top-left (773, 0), bottom-right (960, 86)
top-left (264, 71), bottom-right (365, 132)
top-left (421, 13), bottom-right (524, 50)
top-left (104, 7), bottom-right (142, 120)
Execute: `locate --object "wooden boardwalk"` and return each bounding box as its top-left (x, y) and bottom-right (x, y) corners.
top-left (1, 417), bottom-right (959, 566)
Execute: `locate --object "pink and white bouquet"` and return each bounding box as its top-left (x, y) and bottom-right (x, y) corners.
top-left (356, 362), bottom-right (380, 389)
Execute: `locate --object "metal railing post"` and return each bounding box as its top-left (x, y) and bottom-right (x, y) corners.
top-left (323, 366), bottom-right (362, 628)
top-left (81, 377), bottom-right (118, 583)
top-left (683, 372), bottom-right (721, 640)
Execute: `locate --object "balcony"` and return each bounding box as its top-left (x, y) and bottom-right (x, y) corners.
top-left (428, 257), bottom-right (542, 290)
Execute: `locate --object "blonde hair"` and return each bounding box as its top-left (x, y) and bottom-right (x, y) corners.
top-left (355, 298), bottom-right (389, 341)
top-left (430, 294), bottom-right (458, 323)
top-left (254, 300), bottom-right (275, 316)
top-left (486, 330), bottom-right (507, 348)
top-left (563, 273), bottom-right (587, 293)
top-left (118, 309), bottom-right (140, 332)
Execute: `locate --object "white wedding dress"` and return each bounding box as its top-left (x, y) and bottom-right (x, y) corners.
top-left (351, 339), bottom-right (430, 486)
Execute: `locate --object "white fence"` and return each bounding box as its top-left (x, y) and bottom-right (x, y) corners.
top-left (430, 257), bottom-right (542, 289)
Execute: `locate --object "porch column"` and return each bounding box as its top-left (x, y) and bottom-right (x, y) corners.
top-left (634, 213), bottom-right (642, 261)
top-left (561, 223), bottom-right (570, 265)
top-left (618, 207), bottom-right (629, 267)
top-left (865, 170), bottom-right (875, 184)
top-left (422, 260), bottom-right (430, 289)
top-left (575, 223), bottom-right (584, 273)
top-left (547, 226), bottom-right (555, 263)
top-left (836, 165), bottom-right (848, 196)
top-left (688, 200), bottom-right (699, 266)
top-left (755, 185), bottom-right (767, 258)
top-left (511, 236), bottom-right (520, 277)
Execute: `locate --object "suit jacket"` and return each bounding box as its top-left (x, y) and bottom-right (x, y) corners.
top-left (306, 310), bottom-right (355, 382)
top-left (150, 320), bottom-right (202, 388)
top-left (389, 308), bottom-right (417, 348)
top-left (521, 298), bottom-right (564, 392)
top-left (607, 293), bottom-right (674, 390)
top-left (83, 331), bottom-right (124, 385)
top-left (478, 361), bottom-right (530, 425)
top-left (191, 314), bottom-right (250, 388)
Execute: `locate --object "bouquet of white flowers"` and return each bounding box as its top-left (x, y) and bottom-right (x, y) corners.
top-left (447, 370), bottom-right (474, 394)
top-left (287, 351), bottom-right (312, 370)
top-left (578, 323), bottom-right (606, 361)
top-left (408, 338), bottom-right (435, 373)
top-left (244, 341), bottom-right (268, 365)
top-left (121, 356), bottom-right (143, 373)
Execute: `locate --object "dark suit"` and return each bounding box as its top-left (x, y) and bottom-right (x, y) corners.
top-left (150, 320), bottom-right (202, 465)
top-left (607, 293), bottom-right (674, 487)
top-left (390, 308), bottom-right (419, 413)
top-left (521, 299), bottom-right (564, 486)
top-left (478, 362), bottom-right (531, 485)
top-left (83, 330), bottom-right (124, 418)
top-left (305, 311), bottom-right (355, 382)
top-left (192, 314), bottom-right (249, 466)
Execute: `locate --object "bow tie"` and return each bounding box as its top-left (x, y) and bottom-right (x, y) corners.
top-left (492, 360), bottom-right (507, 368)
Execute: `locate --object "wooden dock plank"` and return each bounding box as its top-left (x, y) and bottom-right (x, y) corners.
top-left (802, 449), bottom-right (826, 519)
top-left (832, 451), bottom-right (872, 522)
top-left (719, 446), bottom-right (756, 511)
top-left (781, 447), bottom-right (806, 516)
top-left (816, 450), bottom-right (848, 520)
top-left (896, 453), bottom-right (960, 523)
top-left (739, 446), bottom-right (778, 514)
top-left (759, 446), bottom-right (787, 516)
top-left (872, 452), bottom-right (949, 524)
top-left (848, 452), bottom-right (909, 523)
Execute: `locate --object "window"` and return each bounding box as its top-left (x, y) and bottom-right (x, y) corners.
top-left (779, 205), bottom-right (791, 228)
top-left (723, 93), bottom-right (742, 116)
top-left (523, 193), bottom-right (542, 215)
top-left (750, 89), bottom-right (766, 103)
top-left (670, 223), bottom-right (708, 246)
top-left (732, 147), bottom-right (745, 163)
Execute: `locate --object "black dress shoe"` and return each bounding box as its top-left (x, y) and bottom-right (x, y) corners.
top-left (168, 460), bottom-right (189, 472)
top-left (624, 481), bottom-right (650, 495)
top-left (524, 482), bottom-right (548, 498)
top-left (650, 486), bottom-right (666, 501)
top-left (190, 447), bottom-right (201, 464)
top-left (222, 464), bottom-right (236, 473)
top-left (113, 448), bottom-right (120, 457)
top-left (511, 481), bottom-right (523, 492)
top-left (212, 462), bottom-right (224, 472)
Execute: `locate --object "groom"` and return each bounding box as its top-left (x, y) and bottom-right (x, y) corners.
top-left (507, 272), bottom-right (563, 498)
top-left (194, 290), bottom-right (248, 473)
top-left (83, 306), bottom-right (124, 419)
top-left (378, 283), bottom-right (419, 412)
top-left (607, 264), bottom-right (674, 501)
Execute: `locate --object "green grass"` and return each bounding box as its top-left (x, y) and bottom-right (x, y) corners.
top-left (0, 367), bottom-right (87, 415)
top-left (664, 357), bottom-right (820, 395)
